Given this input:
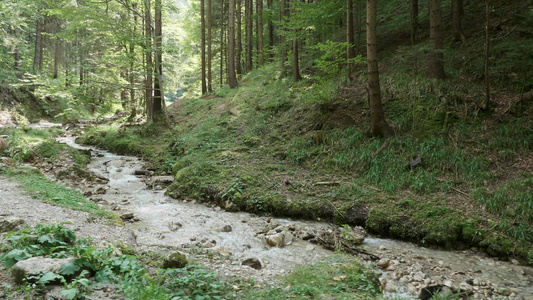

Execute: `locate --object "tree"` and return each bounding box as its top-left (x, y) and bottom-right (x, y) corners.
top-left (267, 0), bottom-right (274, 60)
top-left (291, 0), bottom-right (301, 82)
top-left (410, 0), bottom-right (418, 45)
top-left (208, 0), bottom-right (213, 92)
top-left (245, 0), bottom-right (253, 72)
top-left (201, 0), bottom-right (207, 94)
top-left (452, 0), bottom-right (464, 43)
top-left (346, 0), bottom-right (355, 79)
top-left (280, 0), bottom-right (288, 68)
top-left (153, 0), bottom-right (165, 121)
top-left (257, 0), bottom-right (264, 66)
top-left (228, 0), bottom-right (238, 88)
top-left (427, 0), bottom-right (445, 79)
top-left (33, 13), bottom-right (44, 74)
top-left (236, 0), bottom-right (243, 74)
top-left (366, 0), bottom-right (393, 137)
top-left (145, 0), bottom-right (153, 120)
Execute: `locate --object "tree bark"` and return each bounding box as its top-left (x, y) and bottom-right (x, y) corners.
top-left (236, 0), bottom-right (243, 74)
top-left (267, 0), bottom-right (274, 60)
top-left (452, 0), bottom-right (464, 43)
top-left (228, 0), bottom-right (238, 88)
top-left (484, 0), bottom-right (490, 108)
top-left (410, 0), bottom-right (418, 45)
top-left (201, 0), bottom-right (207, 94)
top-left (291, 0), bottom-right (301, 82)
top-left (346, 0), bottom-right (355, 80)
top-left (367, 0), bottom-right (393, 137)
top-left (427, 0), bottom-right (445, 79)
top-left (153, 0), bottom-right (164, 119)
top-left (208, 0), bottom-right (213, 92)
top-left (280, 0), bottom-right (288, 68)
top-left (33, 17), bottom-right (44, 74)
top-left (220, 0), bottom-right (225, 86)
top-left (245, 0), bottom-right (253, 72)
top-left (258, 0), bottom-right (264, 66)
top-left (144, 0), bottom-right (153, 121)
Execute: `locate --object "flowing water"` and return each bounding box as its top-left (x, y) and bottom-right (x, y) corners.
top-left (57, 135), bottom-right (533, 300)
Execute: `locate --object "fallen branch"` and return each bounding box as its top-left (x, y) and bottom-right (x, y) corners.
top-left (341, 241), bottom-right (381, 261)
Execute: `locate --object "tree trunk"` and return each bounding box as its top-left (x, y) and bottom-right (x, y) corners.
top-left (452, 0), bottom-right (464, 42)
top-left (153, 0), bottom-right (164, 119)
top-left (267, 0), bottom-right (274, 60)
top-left (258, 0), bottom-right (264, 66)
top-left (144, 0), bottom-right (153, 121)
top-left (280, 0), bottom-right (287, 68)
top-left (201, 0), bottom-right (207, 94)
top-left (208, 0), bottom-right (213, 92)
top-left (346, 0), bottom-right (355, 80)
top-left (220, 0), bottom-right (225, 86)
top-left (291, 0), bottom-right (301, 82)
top-left (236, 0), bottom-right (243, 74)
top-left (228, 0), bottom-right (238, 88)
top-left (33, 17), bottom-right (43, 74)
top-left (245, 0), bottom-right (253, 72)
top-left (367, 0), bottom-right (393, 137)
top-left (427, 0), bottom-right (445, 79)
top-left (53, 41), bottom-right (60, 79)
top-left (410, 0), bottom-right (418, 45)
top-left (484, 0), bottom-right (490, 108)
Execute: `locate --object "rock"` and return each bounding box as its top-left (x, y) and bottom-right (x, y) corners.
top-left (266, 233), bottom-right (285, 247)
top-left (203, 240), bottom-right (216, 248)
top-left (0, 217), bottom-right (24, 233)
top-left (419, 285), bottom-right (444, 300)
top-left (169, 222), bottom-right (182, 231)
top-left (340, 226), bottom-right (366, 244)
top-left (444, 280), bottom-right (453, 288)
top-left (221, 225), bottom-right (233, 232)
top-left (384, 282), bottom-right (398, 293)
top-left (413, 271), bottom-right (427, 282)
top-left (152, 176), bottom-right (174, 185)
top-left (376, 258), bottom-right (390, 269)
top-left (162, 251), bottom-right (188, 269)
top-left (11, 257), bottom-right (72, 284)
top-left (224, 201), bottom-right (239, 212)
top-left (242, 258), bottom-right (262, 270)
top-left (120, 212), bottom-right (134, 220)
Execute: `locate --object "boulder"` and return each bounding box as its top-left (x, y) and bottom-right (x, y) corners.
top-left (11, 256), bottom-right (72, 284)
top-left (242, 257), bottom-right (262, 270)
top-left (266, 233), bottom-right (285, 247)
top-left (0, 217), bottom-right (25, 233)
top-left (162, 251), bottom-right (188, 269)
top-left (221, 225), bottom-right (232, 232)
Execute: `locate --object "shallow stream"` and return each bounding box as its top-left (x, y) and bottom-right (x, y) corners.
top-left (58, 135), bottom-right (533, 300)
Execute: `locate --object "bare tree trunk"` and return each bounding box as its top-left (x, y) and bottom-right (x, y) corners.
top-left (280, 0), bottom-right (287, 69)
top-left (236, 0), bottom-right (243, 74)
top-left (228, 0), bottom-right (238, 88)
top-left (410, 0), bottom-right (418, 45)
top-left (427, 0), bottom-right (445, 79)
top-left (367, 0), bottom-right (393, 137)
top-left (484, 0), bottom-right (490, 108)
top-left (452, 0), bottom-right (464, 43)
top-left (53, 41), bottom-right (60, 79)
top-left (33, 17), bottom-right (43, 74)
top-left (201, 0), bottom-right (207, 94)
top-left (220, 0), bottom-right (225, 86)
top-left (208, 0), bottom-right (213, 92)
top-left (245, 0), bottom-right (253, 72)
top-left (346, 0), bottom-right (355, 80)
top-left (153, 0), bottom-right (164, 119)
top-left (291, 0), bottom-right (301, 82)
top-left (267, 0), bottom-right (274, 60)
top-left (144, 0), bottom-right (153, 121)
top-left (258, 0), bottom-right (264, 66)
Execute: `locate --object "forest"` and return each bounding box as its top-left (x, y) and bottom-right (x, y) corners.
top-left (0, 0), bottom-right (533, 299)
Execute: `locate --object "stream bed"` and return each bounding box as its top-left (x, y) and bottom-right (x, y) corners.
top-left (57, 136), bottom-right (533, 300)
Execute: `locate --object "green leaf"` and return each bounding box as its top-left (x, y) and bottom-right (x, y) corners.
top-left (60, 288), bottom-right (78, 300)
top-left (38, 272), bottom-right (63, 285)
top-left (1, 249), bottom-right (32, 268)
top-left (60, 259), bottom-right (81, 275)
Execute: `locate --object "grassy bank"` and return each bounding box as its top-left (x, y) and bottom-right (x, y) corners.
top-left (77, 57), bottom-right (533, 265)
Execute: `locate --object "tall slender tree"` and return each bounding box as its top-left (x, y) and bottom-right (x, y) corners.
top-left (452, 0), bottom-right (464, 43)
top-left (346, 0), bottom-right (355, 80)
top-left (280, 0), bottom-right (287, 68)
top-left (33, 14), bottom-right (44, 74)
top-left (428, 0), bottom-right (445, 79)
top-left (291, 0), bottom-right (301, 81)
top-left (366, 0), bottom-right (393, 137)
top-left (228, 0), bottom-right (238, 88)
top-left (410, 0), bottom-right (418, 45)
top-left (144, 0), bottom-right (153, 120)
top-left (257, 0), bottom-right (264, 66)
top-left (236, 0), bottom-right (243, 74)
top-left (153, 0), bottom-right (164, 119)
top-left (267, 0), bottom-right (274, 60)
top-left (245, 0), bottom-right (253, 72)
top-left (208, 0), bottom-right (213, 92)
top-left (201, 0), bottom-right (207, 94)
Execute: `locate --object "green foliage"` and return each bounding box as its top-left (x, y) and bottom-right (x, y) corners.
top-left (310, 41), bottom-right (364, 76)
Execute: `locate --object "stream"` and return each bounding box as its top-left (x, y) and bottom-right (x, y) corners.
top-left (56, 135), bottom-right (532, 300)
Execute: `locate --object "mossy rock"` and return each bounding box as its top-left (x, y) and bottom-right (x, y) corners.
top-left (162, 251), bottom-right (188, 269)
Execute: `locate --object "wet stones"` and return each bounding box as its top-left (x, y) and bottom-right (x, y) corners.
top-left (11, 257), bottom-right (72, 284)
top-left (221, 225), bottom-right (233, 232)
top-left (162, 251), bottom-right (188, 269)
top-left (242, 257), bottom-right (262, 270)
